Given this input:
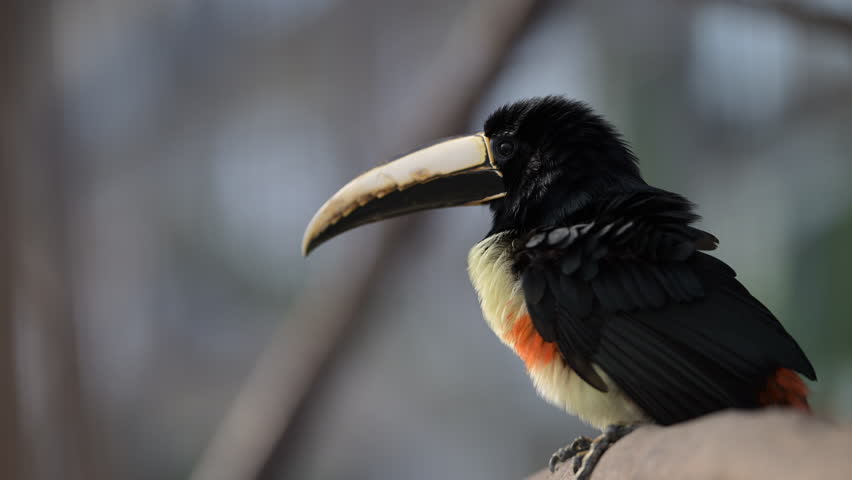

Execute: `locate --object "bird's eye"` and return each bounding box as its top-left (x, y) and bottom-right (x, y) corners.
top-left (496, 140), bottom-right (515, 157)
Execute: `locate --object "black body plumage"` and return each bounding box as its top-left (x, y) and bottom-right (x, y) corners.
top-left (484, 96), bottom-right (816, 425)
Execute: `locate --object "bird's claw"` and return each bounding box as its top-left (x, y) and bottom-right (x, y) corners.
top-left (549, 424), bottom-right (640, 478)
top-left (548, 436), bottom-right (592, 473)
top-left (571, 449), bottom-right (587, 474)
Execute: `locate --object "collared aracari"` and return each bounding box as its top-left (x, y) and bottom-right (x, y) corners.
top-left (302, 96), bottom-right (816, 479)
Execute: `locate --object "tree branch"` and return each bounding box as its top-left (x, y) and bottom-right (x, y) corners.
top-left (189, 1), bottom-right (551, 479)
top-left (527, 409), bottom-right (852, 480)
top-left (684, 0), bottom-right (852, 41)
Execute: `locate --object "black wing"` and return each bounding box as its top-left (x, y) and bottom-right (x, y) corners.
top-left (515, 192), bottom-right (816, 425)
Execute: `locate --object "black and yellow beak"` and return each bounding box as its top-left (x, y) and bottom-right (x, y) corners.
top-left (302, 133), bottom-right (505, 255)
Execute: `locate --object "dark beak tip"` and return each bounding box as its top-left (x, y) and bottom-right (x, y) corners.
top-left (301, 232), bottom-right (318, 257)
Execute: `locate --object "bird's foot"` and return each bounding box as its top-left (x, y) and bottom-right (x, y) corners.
top-left (548, 436), bottom-right (592, 473)
top-left (549, 424), bottom-right (639, 479)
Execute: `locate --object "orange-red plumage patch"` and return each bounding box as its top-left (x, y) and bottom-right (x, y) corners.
top-left (759, 368), bottom-right (811, 412)
top-left (507, 313), bottom-right (559, 369)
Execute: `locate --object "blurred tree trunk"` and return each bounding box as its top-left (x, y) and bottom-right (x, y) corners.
top-left (0, 2), bottom-right (104, 480)
top-left (0, 3), bottom-right (28, 478)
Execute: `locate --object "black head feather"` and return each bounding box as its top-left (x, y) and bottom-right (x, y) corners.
top-left (484, 96), bottom-right (647, 235)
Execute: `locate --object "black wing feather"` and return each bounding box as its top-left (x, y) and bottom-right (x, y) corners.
top-left (515, 191), bottom-right (816, 425)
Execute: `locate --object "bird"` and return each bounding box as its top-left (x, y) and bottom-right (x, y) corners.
top-left (301, 96), bottom-right (817, 479)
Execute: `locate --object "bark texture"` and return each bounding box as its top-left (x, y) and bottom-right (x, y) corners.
top-left (528, 409), bottom-right (852, 480)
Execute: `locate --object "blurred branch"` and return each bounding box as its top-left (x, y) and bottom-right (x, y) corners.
top-left (527, 410), bottom-right (852, 480)
top-left (686, 0), bottom-right (852, 41)
top-left (749, 0), bottom-right (852, 39)
top-left (784, 80), bottom-right (852, 127)
top-left (189, 1), bottom-right (551, 479)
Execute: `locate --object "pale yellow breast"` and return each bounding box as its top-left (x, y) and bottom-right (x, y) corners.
top-left (466, 233), bottom-right (525, 342)
top-left (466, 234), bottom-right (649, 430)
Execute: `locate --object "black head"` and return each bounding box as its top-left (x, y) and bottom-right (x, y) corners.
top-left (303, 95), bottom-right (649, 255)
top-left (483, 96), bottom-right (645, 235)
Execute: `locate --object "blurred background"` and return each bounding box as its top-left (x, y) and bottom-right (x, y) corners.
top-left (2, 0), bottom-right (852, 479)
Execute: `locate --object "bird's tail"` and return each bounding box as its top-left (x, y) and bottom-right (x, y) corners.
top-left (758, 368), bottom-right (810, 412)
